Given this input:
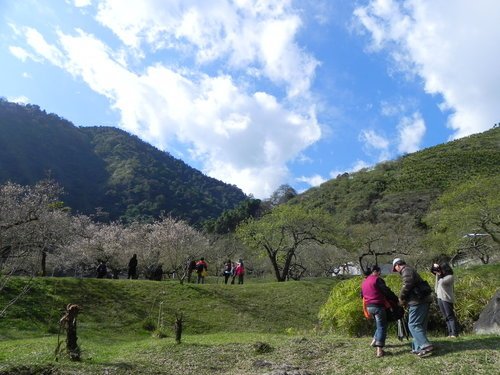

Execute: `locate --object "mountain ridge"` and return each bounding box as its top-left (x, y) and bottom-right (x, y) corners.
top-left (0, 99), bottom-right (247, 224)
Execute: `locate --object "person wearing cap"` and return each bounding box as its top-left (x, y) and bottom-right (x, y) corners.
top-left (392, 258), bottom-right (433, 357)
top-left (361, 265), bottom-right (399, 357)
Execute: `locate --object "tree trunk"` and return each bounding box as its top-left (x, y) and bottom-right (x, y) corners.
top-left (41, 249), bottom-right (47, 277)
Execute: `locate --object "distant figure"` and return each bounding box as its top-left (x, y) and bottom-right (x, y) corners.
top-left (187, 259), bottom-right (197, 283)
top-left (432, 262), bottom-right (459, 338)
top-left (234, 259), bottom-right (245, 285)
top-left (223, 259), bottom-right (233, 284)
top-left (128, 254), bottom-right (138, 279)
top-left (96, 261), bottom-right (107, 279)
top-left (152, 264), bottom-right (163, 281)
top-left (196, 257), bottom-right (208, 284)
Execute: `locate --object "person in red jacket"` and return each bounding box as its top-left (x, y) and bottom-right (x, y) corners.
top-left (361, 265), bottom-right (398, 357)
top-left (234, 259), bottom-right (245, 284)
top-left (195, 257), bottom-right (208, 284)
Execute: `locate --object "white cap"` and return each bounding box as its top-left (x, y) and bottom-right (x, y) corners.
top-left (392, 258), bottom-right (403, 271)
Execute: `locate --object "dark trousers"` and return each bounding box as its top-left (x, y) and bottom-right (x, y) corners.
top-left (437, 298), bottom-right (458, 336)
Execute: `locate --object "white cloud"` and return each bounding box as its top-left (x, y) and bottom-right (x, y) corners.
top-left (297, 174), bottom-right (326, 188)
top-left (12, 24), bottom-right (320, 198)
top-left (72, 0), bottom-right (92, 7)
top-left (9, 46), bottom-right (36, 62)
top-left (359, 129), bottom-right (390, 161)
top-left (8, 1), bottom-right (323, 198)
top-left (94, 0), bottom-right (318, 98)
top-left (354, 0), bottom-right (500, 138)
top-left (329, 159), bottom-right (371, 179)
top-left (397, 112), bottom-right (426, 154)
top-left (7, 96), bottom-right (30, 104)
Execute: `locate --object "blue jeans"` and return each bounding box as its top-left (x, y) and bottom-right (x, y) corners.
top-left (367, 305), bottom-right (387, 347)
top-left (408, 303), bottom-right (431, 351)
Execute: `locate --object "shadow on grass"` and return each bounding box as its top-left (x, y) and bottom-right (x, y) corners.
top-left (387, 336), bottom-right (500, 357)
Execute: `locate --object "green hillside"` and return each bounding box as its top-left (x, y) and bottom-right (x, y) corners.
top-left (0, 277), bottom-right (337, 338)
top-left (0, 99), bottom-right (247, 224)
top-left (297, 127), bottom-right (500, 228)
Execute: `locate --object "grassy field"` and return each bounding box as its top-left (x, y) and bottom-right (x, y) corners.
top-left (0, 267), bottom-right (499, 374)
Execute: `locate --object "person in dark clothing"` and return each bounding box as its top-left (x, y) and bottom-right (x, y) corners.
top-left (151, 264), bottom-right (163, 281)
top-left (393, 258), bottom-right (433, 356)
top-left (361, 265), bottom-right (398, 357)
top-left (96, 261), bottom-right (107, 278)
top-left (128, 254), bottom-right (138, 279)
top-left (223, 260), bottom-right (233, 284)
top-left (187, 259), bottom-right (197, 283)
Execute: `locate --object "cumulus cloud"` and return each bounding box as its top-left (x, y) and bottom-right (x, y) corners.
top-left (397, 112), bottom-right (426, 154)
top-left (94, 0), bottom-right (318, 98)
top-left (297, 174), bottom-right (326, 188)
top-left (10, 2), bottom-right (321, 198)
top-left (329, 159), bottom-right (371, 179)
top-left (354, 0), bottom-right (500, 138)
top-left (7, 95), bottom-right (30, 104)
top-left (359, 129), bottom-right (390, 162)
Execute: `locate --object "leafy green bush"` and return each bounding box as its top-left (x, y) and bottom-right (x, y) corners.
top-left (318, 266), bottom-right (499, 336)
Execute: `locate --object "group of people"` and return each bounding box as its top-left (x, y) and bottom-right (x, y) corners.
top-left (97, 255), bottom-right (246, 285)
top-left (185, 258), bottom-right (245, 285)
top-left (361, 257), bottom-right (458, 358)
top-left (222, 259), bottom-right (245, 285)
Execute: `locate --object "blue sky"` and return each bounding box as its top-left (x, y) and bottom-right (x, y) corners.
top-left (1, 0), bottom-right (499, 198)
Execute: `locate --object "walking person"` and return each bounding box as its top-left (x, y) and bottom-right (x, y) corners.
top-left (392, 258), bottom-right (433, 357)
top-left (128, 254), bottom-right (138, 279)
top-left (432, 262), bottom-right (459, 338)
top-left (187, 259), bottom-right (197, 283)
top-left (361, 265), bottom-right (399, 357)
top-left (234, 259), bottom-right (245, 285)
top-left (196, 257), bottom-right (208, 284)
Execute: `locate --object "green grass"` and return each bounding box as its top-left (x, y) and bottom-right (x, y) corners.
top-left (0, 271), bottom-right (499, 374)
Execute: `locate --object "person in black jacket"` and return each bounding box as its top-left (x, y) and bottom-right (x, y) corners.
top-left (393, 258), bottom-right (433, 356)
top-left (128, 254), bottom-right (138, 279)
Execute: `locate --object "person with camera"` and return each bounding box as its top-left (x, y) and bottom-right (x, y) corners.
top-left (392, 258), bottom-right (433, 357)
top-left (431, 262), bottom-right (459, 338)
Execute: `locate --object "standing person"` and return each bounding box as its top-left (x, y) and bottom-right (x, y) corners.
top-left (96, 261), bottom-right (107, 278)
top-left (196, 257), bottom-right (208, 284)
top-left (432, 262), bottom-right (459, 338)
top-left (361, 265), bottom-right (399, 357)
top-left (392, 258), bottom-right (433, 357)
top-left (187, 259), bottom-right (197, 283)
top-left (223, 260), bottom-right (233, 285)
top-left (234, 259), bottom-right (245, 285)
top-left (128, 254), bottom-right (138, 279)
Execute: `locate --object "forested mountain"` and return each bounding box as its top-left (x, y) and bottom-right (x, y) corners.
top-left (0, 99), bottom-right (247, 224)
